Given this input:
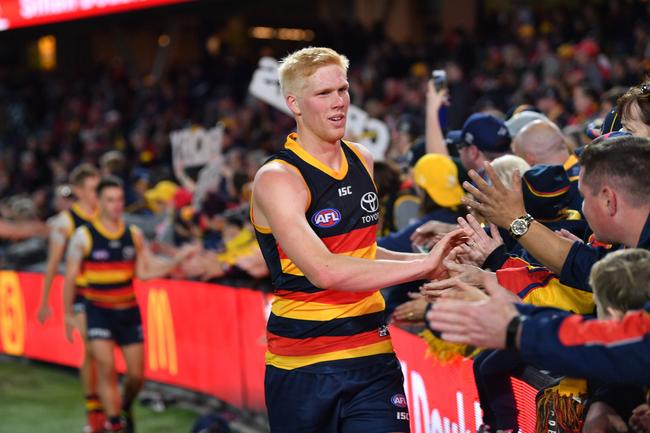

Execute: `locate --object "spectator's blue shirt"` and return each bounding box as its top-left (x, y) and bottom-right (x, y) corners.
top-left (559, 212), bottom-right (650, 290)
top-left (377, 208), bottom-right (460, 253)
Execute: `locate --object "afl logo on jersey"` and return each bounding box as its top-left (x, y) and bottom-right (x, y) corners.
top-left (312, 208), bottom-right (342, 228)
top-left (360, 192), bottom-right (379, 213)
top-left (391, 394), bottom-right (408, 408)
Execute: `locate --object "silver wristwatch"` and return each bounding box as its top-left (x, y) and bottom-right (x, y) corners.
top-left (509, 214), bottom-right (534, 239)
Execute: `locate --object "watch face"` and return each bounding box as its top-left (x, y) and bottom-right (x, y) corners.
top-left (511, 219), bottom-right (528, 236)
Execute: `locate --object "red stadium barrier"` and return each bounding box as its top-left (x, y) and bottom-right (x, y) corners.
top-left (0, 271), bottom-right (539, 432)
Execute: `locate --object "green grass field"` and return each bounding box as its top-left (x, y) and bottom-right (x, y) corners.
top-left (0, 358), bottom-right (198, 433)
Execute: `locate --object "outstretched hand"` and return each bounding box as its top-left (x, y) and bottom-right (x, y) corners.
top-left (461, 162), bottom-right (527, 228)
top-left (426, 275), bottom-right (520, 348)
top-left (423, 228), bottom-right (470, 280)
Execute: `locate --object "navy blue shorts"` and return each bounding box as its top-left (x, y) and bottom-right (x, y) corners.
top-left (73, 293), bottom-right (86, 314)
top-left (265, 354), bottom-right (410, 433)
top-left (85, 303), bottom-right (143, 347)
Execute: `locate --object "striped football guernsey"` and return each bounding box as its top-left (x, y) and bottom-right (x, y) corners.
top-left (65, 204), bottom-right (97, 287)
top-left (80, 221), bottom-right (139, 309)
top-left (252, 133), bottom-right (393, 371)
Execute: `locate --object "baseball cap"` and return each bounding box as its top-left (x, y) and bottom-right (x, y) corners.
top-left (453, 113), bottom-right (511, 153)
top-left (522, 165), bottom-right (572, 221)
top-left (505, 111), bottom-right (550, 138)
top-left (145, 181), bottom-right (179, 205)
top-left (412, 154), bottom-right (464, 208)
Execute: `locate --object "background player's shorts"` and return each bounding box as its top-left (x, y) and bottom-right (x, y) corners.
top-left (86, 303), bottom-right (143, 346)
top-left (265, 354), bottom-right (410, 433)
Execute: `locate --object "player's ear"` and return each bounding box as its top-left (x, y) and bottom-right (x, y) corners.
top-left (286, 94), bottom-right (301, 117)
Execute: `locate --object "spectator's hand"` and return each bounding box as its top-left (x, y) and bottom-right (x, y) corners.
top-left (457, 214), bottom-right (504, 264)
top-left (176, 242), bottom-right (202, 262)
top-left (411, 220), bottom-right (458, 251)
top-left (462, 162), bottom-right (527, 228)
top-left (421, 277), bottom-right (489, 302)
top-left (64, 313), bottom-right (77, 343)
top-left (584, 402), bottom-right (629, 433)
top-left (427, 79), bottom-right (449, 113)
top-left (393, 292), bottom-right (428, 323)
top-left (423, 229), bottom-right (470, 280)
top-left (37, 303), bottom-right (52, 324)
top-left (426, 276), bottom-right (520, 348)
top-left (630, 404), bottom-right (650, 433)
top-left (555, 228), bottom-right (584, 244)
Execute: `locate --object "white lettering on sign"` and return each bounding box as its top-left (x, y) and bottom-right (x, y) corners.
top-left (401, 361), bottom-right (483, 433)
top-left (170, 125), bottom-right (224, 169)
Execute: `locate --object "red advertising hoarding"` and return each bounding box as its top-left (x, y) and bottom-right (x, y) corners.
top-left (0, 0), bottom-right (190, 31)
top-left (0, 271), bottom-right (539, 432)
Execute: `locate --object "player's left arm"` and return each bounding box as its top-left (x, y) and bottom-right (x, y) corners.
top-left (348, 141), bottom-right (427, 263)
top-left (132, 226), bottom-right (199, 280)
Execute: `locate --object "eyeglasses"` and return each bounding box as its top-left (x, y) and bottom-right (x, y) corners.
top-left (455, 141), bottom-right (471, 150)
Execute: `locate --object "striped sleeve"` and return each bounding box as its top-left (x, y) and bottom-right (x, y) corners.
top-left (519, 303), bottom-right (650, 385)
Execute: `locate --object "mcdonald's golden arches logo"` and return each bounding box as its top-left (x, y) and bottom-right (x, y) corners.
top-left (147, 288), bottom-right (178, 376)
top-left (0, 271), bottom-right (26, 356)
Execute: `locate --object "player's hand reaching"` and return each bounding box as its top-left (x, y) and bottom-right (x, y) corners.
top-left (423, 228), bottom-right (470, 280)
top-left (64, 313), bottom-right (77, 343)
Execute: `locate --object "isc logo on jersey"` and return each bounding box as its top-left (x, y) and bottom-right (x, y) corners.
top-left (312, 208), bottom-right (342, 228)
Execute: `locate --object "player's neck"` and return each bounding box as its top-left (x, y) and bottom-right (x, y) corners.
top-left (295, 126), bottom-right (343, 170)
top-left (98, 215), bottom-right (123, 233)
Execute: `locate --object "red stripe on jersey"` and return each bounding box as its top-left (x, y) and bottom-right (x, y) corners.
top-left (267, 329), bottom-right (384, 356)
top-left (90, 300), bottom-right (138, 309)
top-left (274, 289), bottom-right (374, 305)
top-left (558, 310), bottom-right (650, 347)
top-left (277, 225), bottom-right (376, 259)
top-left (82, 261), bottom-right (134, 271)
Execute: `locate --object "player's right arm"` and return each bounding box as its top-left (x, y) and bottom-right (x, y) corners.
top-left (62, 227), bottom-right (89, 342)
top-left (37, 213), bottom-right (72, 324)
top-left (252, 162), bottom-right (466, 292)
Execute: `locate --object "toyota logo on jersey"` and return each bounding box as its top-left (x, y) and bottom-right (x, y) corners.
top-left (312, 208), bottom-right (342, 228)
top-left (360, 192), bottom-right (378, 213)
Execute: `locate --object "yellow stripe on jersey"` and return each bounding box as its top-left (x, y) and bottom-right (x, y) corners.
top-left (84, 269), bottom-right (135, 284)
top-left (84, 292), bottom-right (136, 303)
top-left (272, 290), bottom-right (385, 321)
top-left (266, 340), bottom-right (394, 370)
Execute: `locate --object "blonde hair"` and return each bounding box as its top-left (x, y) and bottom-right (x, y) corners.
top-left (589, 248), bottom-right (650, 313)
top-left (278, 47), bottom-right (349, 96)
top-left (489, 155), bottom-right (530, 188)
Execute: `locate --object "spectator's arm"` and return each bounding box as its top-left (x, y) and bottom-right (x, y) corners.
top-left (518, 304), bottom-right (650, 384)
top-left (0, 219), bottom-right (49, 240)
top-left (132, 226), bottom-right (199, 280)
top-left (462, 162), bottom-right (574, 274)
top-left (425, 80), bottom-right (449, 156)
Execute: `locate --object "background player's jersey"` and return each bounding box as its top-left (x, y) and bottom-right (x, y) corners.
top-left (253, 133), bottom-right (393, 372)
top-left (77, 221), bottom-right (139, 309)
top-left (50, 203), bottom-right (97, 287)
